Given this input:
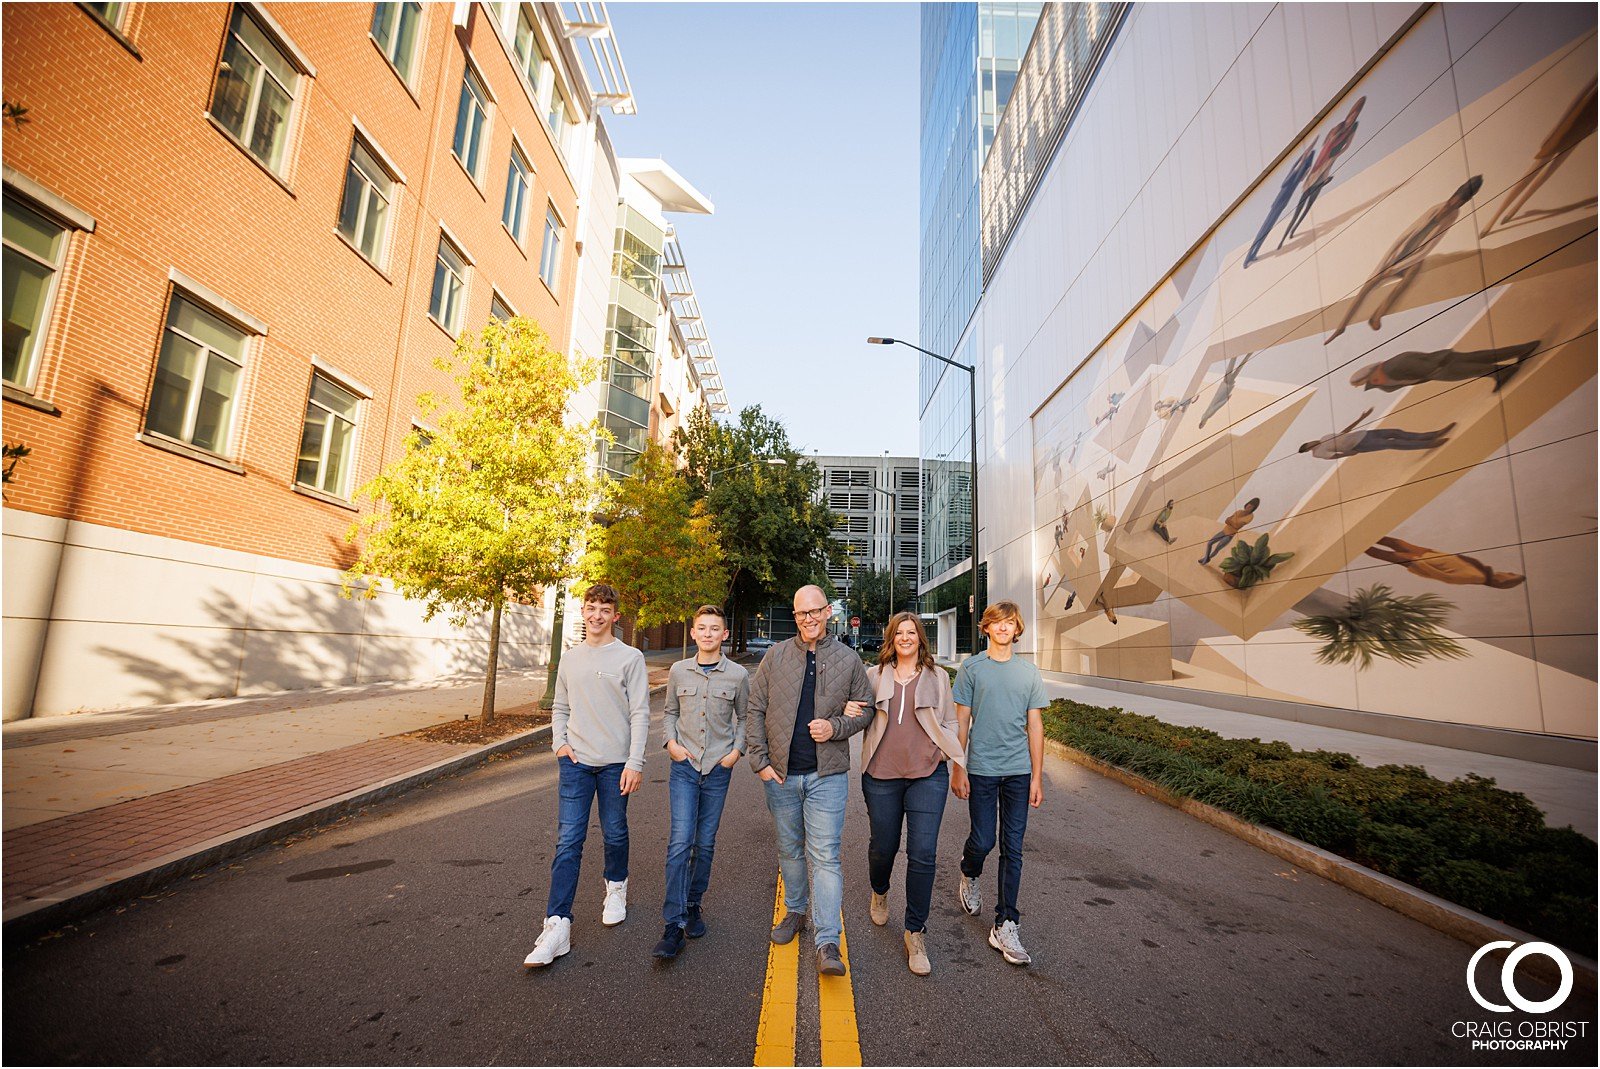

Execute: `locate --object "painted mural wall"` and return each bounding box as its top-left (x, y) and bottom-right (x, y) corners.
top-left (1031, 4), bottom-right (1596, 738)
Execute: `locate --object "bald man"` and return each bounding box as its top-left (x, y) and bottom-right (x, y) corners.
top-left (745, 584), bottom-right (874, 976)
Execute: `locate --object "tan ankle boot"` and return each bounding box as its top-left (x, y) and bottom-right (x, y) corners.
top-left (904, 929), bottom-right (931, 976)
top-left (869, 891), bottom-right (889, 926)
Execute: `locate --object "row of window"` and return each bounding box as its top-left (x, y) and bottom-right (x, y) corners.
top-left (2, 187), bottom-right (536, 504)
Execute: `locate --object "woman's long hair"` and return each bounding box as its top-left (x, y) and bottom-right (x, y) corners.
top-left (876, 611), bottom-right (936, 673)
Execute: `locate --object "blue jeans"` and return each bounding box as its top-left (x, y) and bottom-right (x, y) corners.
top-left (662, 759), bottom-right (733, 928)
top-left (862, 763), bottom-right (949, 933)
top-left (762, 770), bottom-right (848, 948)
top-left (548, 756), bottom-right (629, 920)
top-left (960, 772), bottom-right (1031, 925)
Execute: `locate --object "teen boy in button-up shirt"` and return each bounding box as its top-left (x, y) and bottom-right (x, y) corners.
top-left (653, 605), bottom-right (749, 960)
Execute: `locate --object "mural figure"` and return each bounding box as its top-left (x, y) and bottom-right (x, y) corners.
top-left (1481, 78), bottom-right (1597, 235)
top-left (1349, 342), bottom-right (1541, 393)
top-left (1196, 351), bottom-right (1254, 429)
top-left (1095, 392), bottom-right (1125, 425)
top-left (1151, 499), bottom-right (1175, 543)
top-left (1281, 97), bottom-right (1367, 244)
top-left (1154, 396), bottom-right (1196, 419)
top-left (1090, 591), bottom-right (1118, 624)
top-left (1095, 461), bottom-right (1116, 481)
top-left (1066, 430), bottom-right (1086, 462)
top-left (1364, 536), bottom-right (1526, 588)
top-left (1244, 143), bottom-right (1316, 267)
top-left (1299, 408), bottom-right (1454, 459)
top-left (1325, 175), bottom-right (1484, 343)
top-left (1198, 497), bottom-right (1259, 565)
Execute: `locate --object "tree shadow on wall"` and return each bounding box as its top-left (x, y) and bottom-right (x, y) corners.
top-left (87, 583), bottom-right (416, 719)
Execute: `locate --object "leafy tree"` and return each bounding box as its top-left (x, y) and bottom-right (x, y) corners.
top-left (582, 441), bottom-right (729, 640)
top-left (845, 564), bottom-right (902, 629)
top-left (342, 317), bottom-right (606, 722)
top-left (675, 405), bottom-right (846, 648)
top-left (2, 442), bottom-right (31, 500)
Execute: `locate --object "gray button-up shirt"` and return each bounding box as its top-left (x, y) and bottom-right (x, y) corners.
top-left (663, 655), bottom-right (750, 773)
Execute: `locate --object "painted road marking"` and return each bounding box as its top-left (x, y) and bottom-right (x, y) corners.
top-left (754, 875), bottom-right (798, 1066)
top-left (818, 923), bottom-right (862, 1066)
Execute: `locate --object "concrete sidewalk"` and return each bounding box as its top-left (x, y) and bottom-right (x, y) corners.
top-left (1042, 677), bottom-right (1597, 839)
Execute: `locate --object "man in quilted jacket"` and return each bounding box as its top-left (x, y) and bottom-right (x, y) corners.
top-left (745, 584), bottom-right (874, 976)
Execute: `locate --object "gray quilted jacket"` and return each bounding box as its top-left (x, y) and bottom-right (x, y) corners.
top-left (745, 635), bottom-right (874, 778)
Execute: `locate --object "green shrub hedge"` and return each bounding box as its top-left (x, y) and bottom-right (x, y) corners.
top-left (1042, 699), bottom-right (1596, 952)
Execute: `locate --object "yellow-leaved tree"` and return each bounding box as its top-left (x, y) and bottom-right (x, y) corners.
top-left (343, 317), bottom-right (608, 723)
top-left (582, 441), bottom-right (728, 647)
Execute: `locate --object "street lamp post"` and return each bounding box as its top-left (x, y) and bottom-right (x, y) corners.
top-left (868, 336), bottom-right (979, 658)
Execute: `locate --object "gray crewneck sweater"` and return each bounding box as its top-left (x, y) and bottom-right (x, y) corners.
top-left (550, 639), bottom-right (650, 771)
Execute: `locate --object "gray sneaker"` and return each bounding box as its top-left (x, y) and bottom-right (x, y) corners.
top-left (989, 920), bottom-right (1031, 965)
top-left (770, 911), bottom-right (807, 945)
top-left (958, 874), bottom-right (981, 916)
top-left (816, 942), bottom-right (846, 976)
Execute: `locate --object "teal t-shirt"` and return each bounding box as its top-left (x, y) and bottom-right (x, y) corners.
top-left (952, 651), bottom-right (1048, 777)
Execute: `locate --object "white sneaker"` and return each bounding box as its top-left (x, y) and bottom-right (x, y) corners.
top-left (602, 878), bottom-right (628, 926)
top-left (523, 916), bottom-right (571, 967)
top-left (989, 920), bottom-right (1031, 965)
top-left (958, 874), bottom-right (981, 916)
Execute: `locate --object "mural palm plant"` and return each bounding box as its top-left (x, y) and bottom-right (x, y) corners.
top-left (1219, 534), bottom-right (1293, 589)
top-left (1293, 583), bottom-right (1467, 668)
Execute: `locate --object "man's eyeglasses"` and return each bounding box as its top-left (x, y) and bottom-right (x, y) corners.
top-left (793, 607), bottom-right (830, 621)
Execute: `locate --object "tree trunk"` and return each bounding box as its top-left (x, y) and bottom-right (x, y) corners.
top-left (482, 596), bottom-right (503, 724)
top-left (541, 588), bottom-right (566, 711)
top-left (681, 617), bottom-right (689, 660)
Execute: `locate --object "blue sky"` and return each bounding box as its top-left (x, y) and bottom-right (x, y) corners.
top-left (604, 1), bottom-right (922, 458)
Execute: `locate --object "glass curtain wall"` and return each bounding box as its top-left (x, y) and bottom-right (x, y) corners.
top-left (918, 1), bottom-right (1041, 607)
top-left (599, 204), bottom-right (664, 478)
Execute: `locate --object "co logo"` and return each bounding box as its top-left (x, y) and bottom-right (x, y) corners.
top-left (1467, 941), bottom-right (1574, 1014)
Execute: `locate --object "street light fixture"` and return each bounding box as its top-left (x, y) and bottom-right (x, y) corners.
top-left (707, 456), bottom-right (787, 486)
top-left (868, 336), bottom-right (979, 658)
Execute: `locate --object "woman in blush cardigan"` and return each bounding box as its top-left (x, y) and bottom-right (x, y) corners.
top-left (854, 611), bottom-right (965, 976)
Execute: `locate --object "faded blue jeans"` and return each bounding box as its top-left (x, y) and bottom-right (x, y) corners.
top-left (547, 756), bottom-right (629, 921)
top-left (662, 759), bottom-right (733, 928)
top-left (762, 770), bottom-right (848, 948)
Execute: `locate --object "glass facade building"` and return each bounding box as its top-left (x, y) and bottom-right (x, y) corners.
top-left (598, 203), bottom-right (665, 478)
top-left (918, 2), bottom-right (1040, 603)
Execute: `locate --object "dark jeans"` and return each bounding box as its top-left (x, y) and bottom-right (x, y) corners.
top-left (548, 756), bottom-right (629, 920)
top-left (862, 763), bottom-right (949, 933)
top-left (960, 772), bottom-right (1031, 925)
top-left (662, 759), bottom-right (733, 927)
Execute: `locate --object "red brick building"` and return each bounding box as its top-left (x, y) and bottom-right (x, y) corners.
top-left (1, 2), bottom-right (602, 717)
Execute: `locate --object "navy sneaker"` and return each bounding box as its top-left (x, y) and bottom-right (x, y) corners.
top-left (686, 903), bottom-right (707, 939)
top-left (652, 924), bottom-right (686, 960)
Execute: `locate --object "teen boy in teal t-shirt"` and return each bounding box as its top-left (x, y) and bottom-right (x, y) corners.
top-left (951, 599), bottom-right (1048, 966)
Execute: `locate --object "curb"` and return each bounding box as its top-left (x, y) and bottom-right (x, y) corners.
top-left (2, 724), bottom-right (554, 943)
top-left (1044, 737), bottom-right (1599, 993)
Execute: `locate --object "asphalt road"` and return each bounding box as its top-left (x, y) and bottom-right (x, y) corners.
top-left (4, 687), bottom-right (1594, 1066)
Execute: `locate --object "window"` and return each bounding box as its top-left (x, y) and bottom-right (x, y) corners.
top-left (429, 234), bottom-right (467, 331)
top-left (539, 206), bottom-right (563, 288)
top-left (898, 516), bottom-right (921, 535)
top-left (146, 295), bottom-right (248, 455)
top-left (81, 2), bottom-right (126, 28)
top-left (338, 136), bottom-right (395, 264)
top-left (545, 89), bottom-right (566, 136)
top-left (371, 3), bottom-right (423, 84)
top-left (512, 9), bottom-right (544, 91)
top-left (452, 65), bottom-right (490, 181)
top-left (502, 145), bottom-right (531, 242)
top-left (210, 6), bottom-right (299, 174)
top-left (2, 197), bottom-right (67, 390)
top-left (489, 293), bottom-right (514, 323)
top-left (296, 372), bottom-right (361, 498)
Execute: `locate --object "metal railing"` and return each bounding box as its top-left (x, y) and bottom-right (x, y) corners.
top-left (980, 1), bottom-right (1129, 281)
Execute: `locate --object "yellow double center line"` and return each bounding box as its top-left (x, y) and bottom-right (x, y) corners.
top-left (754, 875), bottom-right (862, 1067)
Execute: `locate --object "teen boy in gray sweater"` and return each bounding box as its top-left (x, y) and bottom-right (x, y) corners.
top-left (524, 584), bottom-right (650, 967)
